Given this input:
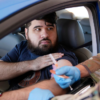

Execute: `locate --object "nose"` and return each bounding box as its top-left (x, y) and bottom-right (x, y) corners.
top-left (41, 29), bottom-right (48, 38)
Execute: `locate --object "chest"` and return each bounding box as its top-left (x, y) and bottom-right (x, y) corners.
top-left (18, 50), bottom-right (39, 61)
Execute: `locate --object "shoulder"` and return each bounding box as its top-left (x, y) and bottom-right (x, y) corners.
top-left (12, 40), bottom-right (28, 55)
top-left (16, 40), bottom-right (27, 48)
top-left (57, 44), bottom-right (78, 65)
top-left (16, 40), bottom-right (27, 50)
top-left (57, 44), bottom-right (75, 55)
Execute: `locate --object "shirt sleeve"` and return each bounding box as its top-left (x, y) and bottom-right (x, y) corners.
top-left (0, 44), bottom-right (20, 62)
top-left (57, 46), bottom-right (78, 66)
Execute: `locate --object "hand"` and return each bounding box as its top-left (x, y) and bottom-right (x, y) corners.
top-left (54, 66), bottom-right (80, 89)
top-left (30, 53), bottom-right (64, 70)
top-left (28, 88), bottom-right (54, 100)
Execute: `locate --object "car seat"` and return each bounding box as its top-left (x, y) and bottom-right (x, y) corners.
top-left (56, 19), bottom-right (92, 63)
top-left (0, 28), bottom-right (25, 92)
top-left (0, 28), bottom-right (25, 57)
top-left (79, 18), bottom-right (92, 52)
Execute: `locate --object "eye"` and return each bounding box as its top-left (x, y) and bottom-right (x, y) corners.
top-left (47, 27), bottom-right (53, 30)
top-left (35, 28), bottom-right (41, 31)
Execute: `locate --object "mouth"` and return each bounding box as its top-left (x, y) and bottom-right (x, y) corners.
top-left (40, 40), bottom-right (51, 45)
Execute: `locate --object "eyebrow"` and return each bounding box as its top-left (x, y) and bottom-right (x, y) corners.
top-left (34, 25), bottom-right (54, 28)
top-left (34, 26), bottom-right (42, 28)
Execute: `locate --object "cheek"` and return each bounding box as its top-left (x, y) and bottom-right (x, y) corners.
top-left (50, 32), bottom-right (57, 45)
top-left (28, 33), bottom-right (40, 46)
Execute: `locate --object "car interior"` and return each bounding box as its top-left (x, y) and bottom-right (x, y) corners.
top-left (0, 6), bottom-right (95, 94)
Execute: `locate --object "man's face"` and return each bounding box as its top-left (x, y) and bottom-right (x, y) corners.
top-left (25, 20), bottom-right (57, 55)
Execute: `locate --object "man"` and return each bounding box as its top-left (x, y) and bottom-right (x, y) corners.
top-left (0, 12), bottom-right (78, 99)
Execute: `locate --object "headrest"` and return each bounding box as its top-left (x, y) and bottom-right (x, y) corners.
top-left (0, 33), bottom-right (25, 57)
top-left (56, 10), bottom-right (75, 19)
top-left (56, 19), bottom-right (85, 49)
top-left (59, 12), bottom-right (75, 19)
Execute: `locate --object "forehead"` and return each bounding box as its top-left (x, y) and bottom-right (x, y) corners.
top-left (30, 20), bottom-right (54, 27)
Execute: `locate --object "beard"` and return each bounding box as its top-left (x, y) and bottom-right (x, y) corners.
top-left (27, 38), bottom-right (58, 55)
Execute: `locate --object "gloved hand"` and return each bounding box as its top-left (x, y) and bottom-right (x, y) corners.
top-left (54, 66), bottom-right (80, 89)
top-left (28, 88), bottom-right (54, 100)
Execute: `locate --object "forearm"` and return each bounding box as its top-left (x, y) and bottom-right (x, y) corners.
top-left (24, 78), bottom-right (67, 97)
top-left (0, 53), bottom-right (64, 80)
top-left (0, 61), bottom-right (32, 80)
top-left (1, 79), bottom-right (67, 100)
top-left (80, 53), bottom-right (100, 73)
top-left (76, 64), bottom-right (89, 77)
top-left (76, 53), bottom-right (100, 77)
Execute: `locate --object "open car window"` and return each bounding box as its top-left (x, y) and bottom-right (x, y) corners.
top-left (0, 6), bottom-right (93, 61)
top-left (56, 6), bottom-right (92, 53)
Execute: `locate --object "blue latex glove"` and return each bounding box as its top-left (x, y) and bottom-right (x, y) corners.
top-left (28, 88), bottom-right (54, 100)
top-left (54, 66), bottom-right (80, 89)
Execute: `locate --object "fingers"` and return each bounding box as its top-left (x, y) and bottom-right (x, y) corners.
top-left (54, 75), bottom-right (71, 89)
top-left (28, 88), bottom-right (54, 100)
top-left (33, 53), bottom-right (64, 70)
top-left (44, 53), bottom-right (64, 60)
top-left (41, 53), bottom-right (64, 67)
top-left (43, 61), bottom-right (54, 67)
top-left (55, 66), bottom-right (81, 85)
top-left (51, 53), bottom-right (64, 59)
top-left (55, 66), bottom-right (71, 75)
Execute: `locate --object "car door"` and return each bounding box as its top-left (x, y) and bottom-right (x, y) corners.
top-left (0, 0), bottom-right (100, 93)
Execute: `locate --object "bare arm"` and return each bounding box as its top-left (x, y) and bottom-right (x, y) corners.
top-left (57, 59), bottom-right (73, 68)
top-left (76, 53), bottom-right (100, 78)
top-left (0, 60), bottom-right (31, 80)
top-left (0, 78), bottom-right (67, 100)
top-left (58, 60), bottom-right (89, 78)
top-left (76, 64), bottom-right (89, 77)
top-left (0, 59), bottom-right (72, 100)
top-left (0, 53), bottom-right (63, 80)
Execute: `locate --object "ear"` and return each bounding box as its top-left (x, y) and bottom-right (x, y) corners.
top-left (25, 28), bottom-right (28, 40)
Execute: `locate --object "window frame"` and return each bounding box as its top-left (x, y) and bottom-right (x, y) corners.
top-left (0, 0), bottom-right (99, 55)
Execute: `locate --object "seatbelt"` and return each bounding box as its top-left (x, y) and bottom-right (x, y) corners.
top-left (75, 41), bottom-right (92, 50)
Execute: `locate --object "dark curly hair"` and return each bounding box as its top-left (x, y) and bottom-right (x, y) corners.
top-left (25, 12), bottom-right (57, 29)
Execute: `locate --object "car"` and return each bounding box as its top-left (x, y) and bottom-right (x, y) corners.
top-left (0, 0), bottom-right (100, 96)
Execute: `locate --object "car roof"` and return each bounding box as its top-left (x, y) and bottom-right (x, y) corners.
top-left (0, 0), bottom-right (45, 21)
